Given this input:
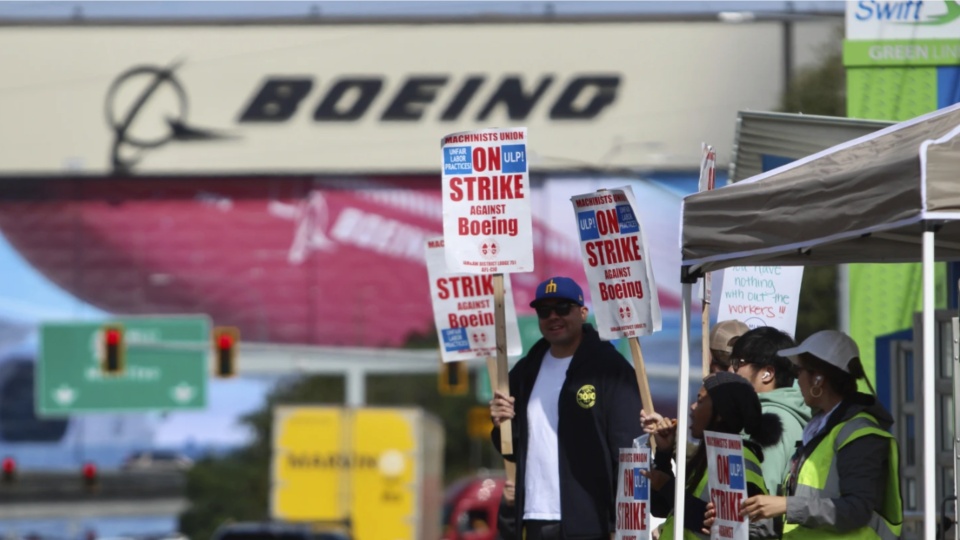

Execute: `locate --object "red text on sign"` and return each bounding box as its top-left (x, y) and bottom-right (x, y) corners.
top-left (437, 276), bottom-right (494, 299)
top-left (616, 501), bottom-right (648, 531)
top-left (596, 208), bottom-right (620, 236)
top-left (449, 311), bottom-right (494, 328)
top-left (472, 146), bottom-right (501, 172)
top-left (599, 280), bottom-right (644, 301)
top-left (458, 216), bottom-right (518, 237)
top-left (585, 236), bottom-right (642, 266)
top-left (710, 489), bottom-right (744, 523)
top-left (448, 175), bottom-right (524, 201)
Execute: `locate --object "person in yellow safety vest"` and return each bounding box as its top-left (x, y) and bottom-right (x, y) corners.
top-left (739, 330), bottom-right (903, 540)
top-left (641, 371), bottom-right (783, 539)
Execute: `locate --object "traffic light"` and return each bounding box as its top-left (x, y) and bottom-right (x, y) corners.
top-left (213, 326), bottom-right (239, 378)
top-left (2, 457), bottom-right (15, 484)
top-left (81, 461), bottom-right (98, 493)
top-left (101, 325), bottom-right (125, 375)
top-left (439, 361), bottom-right (469, 396)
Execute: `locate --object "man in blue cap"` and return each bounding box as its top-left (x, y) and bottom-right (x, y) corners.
top-left (490, 276), bottom-right (643, 540)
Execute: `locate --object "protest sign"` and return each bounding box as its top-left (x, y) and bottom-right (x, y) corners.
top-left (571, 187), bottom-right (661, 340)
top-left (717, 265), bottom-right (804, 337)
top-left (704, 431), bottom-right (749, 540)
top-left (616, 447), bottom-right (651, 540)
top-left (425, 237), bottom-right (522, 362)
top-left (440, 127), bottom-right (533, 274)
top-left (571, 187), bottom-right (660, 413)
top-left (442, 127), bottom-right (534, 456)
top-left (698, 143), bottom-right (717, 376)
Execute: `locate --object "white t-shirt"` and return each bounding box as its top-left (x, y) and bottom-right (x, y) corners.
top-left (523, 349), bottom-right (572, 520)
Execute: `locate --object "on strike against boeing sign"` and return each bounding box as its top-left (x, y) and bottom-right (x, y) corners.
top-left (705, 431), bottom-right (750, 540)
top-left (440, 128), bottom-right (534, 274)
top-left (570, 187), bottom-right (661, 340)
top-left (615, 448), bottom-right (651, 540)
top-left (424, 237), bottom-right (522, 362)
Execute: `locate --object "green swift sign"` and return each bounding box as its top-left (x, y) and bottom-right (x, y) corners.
top-left (844, 39), bottom-right (960, 66)
top-left (38, 316), bottom-right (210, 416)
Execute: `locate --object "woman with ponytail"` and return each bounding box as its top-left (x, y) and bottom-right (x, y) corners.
top-left (641, 371), bottom-right (783, 539)
top-left (739, 330), bottom-right (904, 539)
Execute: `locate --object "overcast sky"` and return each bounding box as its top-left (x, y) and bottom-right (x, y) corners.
top-left (0, 1), bottom-right (846, 20)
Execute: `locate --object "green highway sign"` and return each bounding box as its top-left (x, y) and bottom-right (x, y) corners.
top-left (38, 316), bottom-right (211, 416)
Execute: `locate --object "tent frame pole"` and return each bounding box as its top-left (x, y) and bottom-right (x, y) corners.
top-left (952, 314), bottom-right (960, 540)
top-left (674, 282), bottom-right (693, 540)
top-left (924, 227), bottom-right (936, 540)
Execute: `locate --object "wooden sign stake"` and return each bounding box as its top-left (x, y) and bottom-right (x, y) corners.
top-left (628, 337), bottom-right (654, 416)
top-left (702, 272), bottom-right (712, 378)
top-left (487, 355), bottom-right (517, 483)
top-left (493, 274), bottom-right (513, 455)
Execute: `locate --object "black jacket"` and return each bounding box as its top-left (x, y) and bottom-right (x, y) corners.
top-left (491, 324), bottom-right (643, 539)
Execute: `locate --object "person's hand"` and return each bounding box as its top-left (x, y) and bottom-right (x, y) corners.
top-left (638, 468), bottom-right (671, 492)
top-left (490, 390), bottom-right (515, 427)
top-left (641, 409), bottom-right (677, 451)
top-left (740, 495), bottom-right (787, 521)
top-left (702, 501), bottom-right (716, 535)
top-left (502, 480), bottom-right (516, 506)
top-left (640, 409), bottom-right (664, 434)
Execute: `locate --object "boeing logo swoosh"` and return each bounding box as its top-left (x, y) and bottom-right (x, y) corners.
top-left (105, 61), bottom-right (236, 174)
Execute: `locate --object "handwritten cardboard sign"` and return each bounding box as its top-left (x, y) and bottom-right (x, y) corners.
top-left (717, 266), bottom-right (803, 336)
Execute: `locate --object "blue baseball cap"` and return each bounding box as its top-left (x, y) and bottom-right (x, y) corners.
top-left (530, 276), bottom-right (585, 307)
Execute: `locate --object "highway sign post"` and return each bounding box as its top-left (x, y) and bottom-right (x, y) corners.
top-left (38, 316), bottom-right (210, 416)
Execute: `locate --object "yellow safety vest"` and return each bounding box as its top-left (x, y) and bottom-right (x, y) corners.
top-left (660, 444), bottom-right (765, 540)
top-left (782, 412), bottom-right (903, 540)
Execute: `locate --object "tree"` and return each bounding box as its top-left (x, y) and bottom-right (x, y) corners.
top-left (780, 48), bottom-right (845, 117)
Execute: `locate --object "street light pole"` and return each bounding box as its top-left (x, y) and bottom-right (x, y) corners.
top-left (783, 1), bottom-right (795, 93)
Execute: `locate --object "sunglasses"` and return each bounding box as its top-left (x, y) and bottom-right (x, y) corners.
top-left (535, 302), bottom-right (577, 319)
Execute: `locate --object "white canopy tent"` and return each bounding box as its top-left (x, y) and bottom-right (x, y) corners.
top-left (676, 102), bottom-right (960, 540)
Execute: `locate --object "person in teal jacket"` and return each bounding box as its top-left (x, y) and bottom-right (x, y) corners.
top-left (730, 327), bottom-right (812, 498)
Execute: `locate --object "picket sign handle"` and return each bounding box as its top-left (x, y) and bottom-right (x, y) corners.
top-left (702, 272), bottom-right (712, 378)
top-left (493, 274), bottom-right (513, 456)
top-left (485, 356), bottom-right (498, 399)
top-left (486, 356), bottom-right (517, 482)
top-left (504, 459), bottom-right (517, 485)
top-left (628, 337), bottom-right (654, 416)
